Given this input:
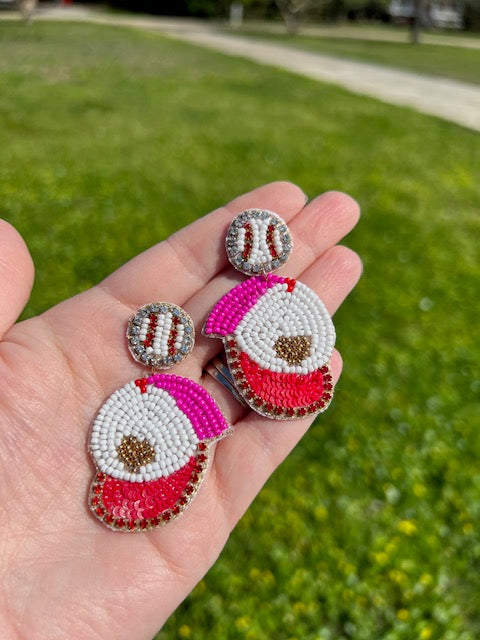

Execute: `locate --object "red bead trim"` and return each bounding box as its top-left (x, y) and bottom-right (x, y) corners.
top-left (224, 337), bottom-right (334, 419)
top-left (88, 445), bottom-right (209, 532)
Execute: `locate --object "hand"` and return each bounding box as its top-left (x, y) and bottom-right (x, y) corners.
top-left (0, 182), bottom-right (361, 640)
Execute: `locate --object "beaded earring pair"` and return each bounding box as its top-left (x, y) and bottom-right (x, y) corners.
top-left (88, 209), bottom-right (336, 532)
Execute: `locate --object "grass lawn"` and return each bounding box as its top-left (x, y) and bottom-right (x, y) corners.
top-left (1, 20), bottom-right (479, 640)
top-left (228, 27), bottom-right (480, 86)
top-left (236, 20), bottom-right (480, 43)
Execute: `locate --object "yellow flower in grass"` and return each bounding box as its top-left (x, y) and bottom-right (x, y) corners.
top-left (262, 569), bottom-right (275, 585)
top-left (235, 616), bottom-right (250, 631)
top-left (413, 483), bottom-right (427, 497)
top-left (398, 519), bottom-right (418, 536)
top-left (397, 608), bottom-right (410, 621)
top-left (293, 601), bottom-right (307, 615)
top-left (249, 567), bottom-right (261, 580)
top-left (374, 551), bottom-right (389, 566)
top-left (420, 628), bottom-right (433, 639)
top-left (341, 561), bottom-right (356, 576)
top-left (179, 626), bottom-right (191, 638)
top-left (314, 505), bottom-right (328, 521)
top-left (389, 569), bottom-right (408, 585)
top-left (373, 594), bottom-right (386, 607)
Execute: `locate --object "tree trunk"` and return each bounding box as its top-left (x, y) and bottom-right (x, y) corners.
top-left (274, 0), bottom-right (302, 35)
top-left (17, 0), bottom-right (37, 23)
top-left (410, 0), bottom-right (424, 44)
top-left (283, 11), bottom-right (300, 34)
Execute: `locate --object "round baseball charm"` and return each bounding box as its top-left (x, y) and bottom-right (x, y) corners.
top-left (127, 302), bottom-right (194, 369)
top-left (225, 208), bottom-right (292, 276)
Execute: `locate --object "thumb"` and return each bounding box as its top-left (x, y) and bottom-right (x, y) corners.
top-left (0, 219), bottom-right (35, 338)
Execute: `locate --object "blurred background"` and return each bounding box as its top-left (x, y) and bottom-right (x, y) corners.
top-left (0, 1), bottom-right (479, 639)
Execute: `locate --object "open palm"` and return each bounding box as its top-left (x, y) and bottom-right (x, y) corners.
top-left (0, 182), bottom-right (361, 640)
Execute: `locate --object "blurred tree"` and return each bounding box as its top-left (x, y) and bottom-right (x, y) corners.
top-left (274, 0), bottom-right (319, 32)
top-left (16, 0), bottom-right (37, 23)
top-left (342, 0), bottom-right (390, 21)
top-left (246, 0), bottom-right (390, 28)
top-left (242, 0), bottom-right (330, 32)
top-left (107, 0), bottom-right (230, 16)
top-left (410, 0), bottom-right (427, 43)
top-left (464, 0), bottom-right (480, 29)
top-left (185, 0), bottom-right (230, 16)
top-left (106, 0), bottom-right (478, 30)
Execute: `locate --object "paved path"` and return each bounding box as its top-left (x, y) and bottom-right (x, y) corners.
top-left (148, 27), bottom-right (480, 131)
top-left (237, 21), bottom-right (480, 50)
top-left (4, 8), bottom-right (480, 131)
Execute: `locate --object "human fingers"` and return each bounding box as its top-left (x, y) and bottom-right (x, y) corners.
top-left (0, 219), bottom-right (35, 339)
top-left (97, 181), bottom-right (307, 309)
top-left (34, 183), bottom-right (307, 396)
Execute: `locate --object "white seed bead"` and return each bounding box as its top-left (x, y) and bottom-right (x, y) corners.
top-left (90, 382), bottom-right (200, 482)
top-left (234, 280), bottom-right (335, 374)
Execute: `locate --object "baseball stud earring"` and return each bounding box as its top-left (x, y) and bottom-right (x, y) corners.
top-left (88, 303), bottom-right (231, 532)
top-left (203, 209), bottom-right (335, 420)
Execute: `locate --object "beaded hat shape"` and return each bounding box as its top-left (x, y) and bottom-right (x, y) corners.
top-left (88, 303), bottom-right (230, 531)
top-left (203, 209), bottom-right (336, 420)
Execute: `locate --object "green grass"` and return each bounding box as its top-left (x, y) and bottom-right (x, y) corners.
top-left (0, 20), bottom-right (479, 640)
top-left (239, 20), bottom-right (480, 42)
top-left (228, 28), bottom-right (480, 85)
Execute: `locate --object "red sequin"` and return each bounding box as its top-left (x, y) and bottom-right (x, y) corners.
top-left (93, 454), bottom-right (202, 528)
top-left (237, 351), bottom-right (326, 409)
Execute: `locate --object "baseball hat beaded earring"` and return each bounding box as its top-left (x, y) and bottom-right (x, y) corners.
top-left (88, 303), bottom-right (231, 532)
top-left (203, 209), bottom-right (336, 420)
